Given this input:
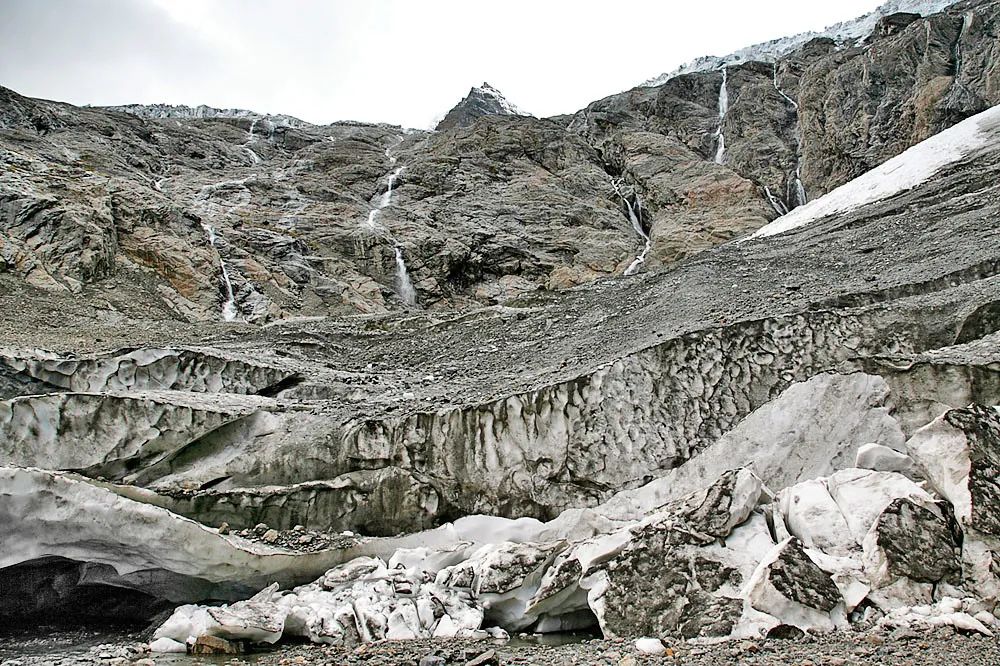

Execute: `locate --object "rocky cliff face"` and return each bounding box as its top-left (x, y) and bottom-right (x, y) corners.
top-left (2, 0), bottom-right (1000, 655)
top-left (3, 1), bottom-right (996, 325)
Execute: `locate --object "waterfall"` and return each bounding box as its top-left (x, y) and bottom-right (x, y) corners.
top-left (772, 62), bottom-right (807, 209)
top-left (379, 167), bottom-right (404, 209)
top-left (243, 118), bottom-right (262, 165)
top-left (394, 247), bottom-right (417, 306)
top-left (200, 222), bottom-right (240, 322)
top-left (713, 67), bottom-right (729, 164)
top-left (613, 179), bottom-right (653, 276)
top-left (764, 186), bottom-right (788, 216)
top-left (794, 164), bottom-right (808, 207)
top-left (772, 63), bottom-right (797, 109)
top-left (362, 142), bottom-right (419, 306)
top-left (365, 167), bottom-right (405, 234)
top-left (954, 12), bottom-right (974, 77)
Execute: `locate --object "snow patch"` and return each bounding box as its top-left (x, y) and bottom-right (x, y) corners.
top-left (748, 104), bottom-right (1000, 239)
top-left (473, 83), bottom-right (529, 117)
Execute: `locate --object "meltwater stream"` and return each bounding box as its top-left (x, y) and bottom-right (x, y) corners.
top-left (243, 118), bottom-right (262, 165)
top-left (764, 186), bottom-right (788, 216)
top-left (363, 148), bottom-right (418, 306)
top-left (200, 222), bottom-right (240, 321)
top-left (713, 67), bottom-right (729, 164)
top-left (613, 179), bottom-right (652, 276)
top-left (772, 63), bottom-right (808, 208)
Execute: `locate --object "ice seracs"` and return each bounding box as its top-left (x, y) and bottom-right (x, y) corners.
top-left (147, 398), bottom-right (1000, 650)
top-left (640, 0), bottom-right (960, 88)
top-left (103, 103), bottom-right (306, 128)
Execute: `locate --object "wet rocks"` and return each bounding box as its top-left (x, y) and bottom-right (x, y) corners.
top-left (191, 634), bottom-right (244, 654)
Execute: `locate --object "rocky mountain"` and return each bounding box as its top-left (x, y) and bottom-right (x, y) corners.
top-left (641, 0), bottom-right (959, 86)
top-left (434, 82), bottom-right (528, 130)
top-left (2, 0), bottom-right (1000, 661)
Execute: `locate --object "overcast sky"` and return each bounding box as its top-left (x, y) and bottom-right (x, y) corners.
top-left (0, 0), bottom-right (886, 128)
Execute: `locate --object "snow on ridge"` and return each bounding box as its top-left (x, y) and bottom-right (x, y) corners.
top-left (473, 82), bottom-right (530, 117)
top-left (747, 104), bottom-right (1000, 240)
top-left (641, 0), bottom-right (960, 88)
top-left (101, 103), bottom-right (309, 128)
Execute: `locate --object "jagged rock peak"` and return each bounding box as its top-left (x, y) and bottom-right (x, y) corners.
top-left (99, 102), bottom-right (308, 128)
top-left (640, 0), bottom-right (960, 87)
top-left (434, 82), bottom-right (529, 131)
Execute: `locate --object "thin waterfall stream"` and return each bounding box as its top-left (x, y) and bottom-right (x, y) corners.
top-left (772, 62), bottom-right (808, 209)
top-left (362, 141), bottom-right (418, 306)
top-left (200, 222), bottom-right (240, 321)
top-left (613, 178), bottom-right (652, 276)
top-left (243, 118), bottom-right (261, 165)
top-left (713, 67), bottom-right (729, 164)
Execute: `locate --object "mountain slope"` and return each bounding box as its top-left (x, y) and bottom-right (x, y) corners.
top-left (0, 1), bottom-right (997, 326)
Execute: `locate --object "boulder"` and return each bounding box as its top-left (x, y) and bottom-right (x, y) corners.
top-left (745, 537), bottom-right (846, 633)
top-left (862, 498), bottom-right (961, 607)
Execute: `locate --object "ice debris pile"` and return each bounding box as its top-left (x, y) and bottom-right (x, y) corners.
top-left (151, 404), bottom-right (1000, 651)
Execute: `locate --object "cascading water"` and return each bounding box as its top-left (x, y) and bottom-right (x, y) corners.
top-left (244, 118), bottom-right (261, 165)
top-left (794, 165), bottom-right (808, 207)
top-left (771, 63), bottom-right (797, 109)
top-left (362, 141), bottom-right (419, 306)
top-left (613, 179), bottom-right (652, 276)
top-left (379, 168), bottom-right (403, 210)
top-left (772, 62), bottom-right (807, 209)
top-left (954, 12), bottom-right (974, 77)
top-left (764, 186), bottom-right (788, 216)
top-left (394, 247), bottom-right (417, 306)
top-left (713, 67), bottom-right (729, 164)
top-left (365, 167), bottom-right (404, 234)
top-left (200, 222), bottom-right (240, 322)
